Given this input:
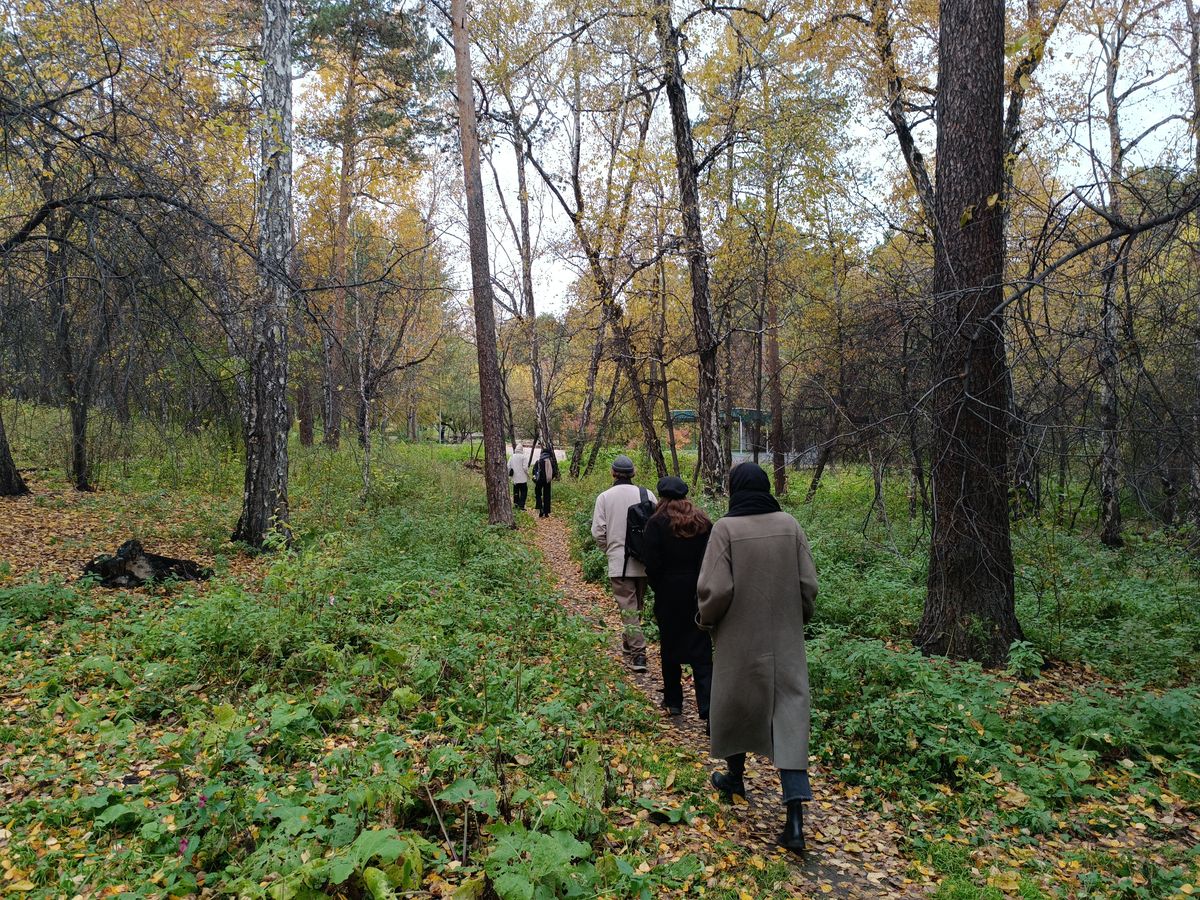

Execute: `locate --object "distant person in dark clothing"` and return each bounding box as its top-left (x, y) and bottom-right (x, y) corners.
top-left (533, 447), bottom-right (559, 517)
top-left (641, 475), bottom-right (713, 723)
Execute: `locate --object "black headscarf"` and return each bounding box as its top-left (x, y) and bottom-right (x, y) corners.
top-left (724, 462), bottom-right (782, 517)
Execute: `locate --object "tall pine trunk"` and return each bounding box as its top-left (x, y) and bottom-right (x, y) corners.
top-left (234, 0), bottom-right (293, 547)
top-left (451, 0), bottom-right (513, 527)
top-left (914, 0), bottom-right (1022, 666)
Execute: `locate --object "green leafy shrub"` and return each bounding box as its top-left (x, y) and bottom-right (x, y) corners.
top-left (0, 579), bottom-right (79, 622)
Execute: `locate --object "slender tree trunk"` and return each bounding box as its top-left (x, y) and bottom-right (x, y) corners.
top-left (585, 368), bottom-right (622, 477)
top-left (766, 297), bottom-right (785, 494)
top-left (1098, 42), bottom-right (1125, 548)
top-left (500, 368), bottom-right (517, 450)
top-left (1186, 0), bottom-right (1200, 526)
top-left (360, 393), bottom-right (373, 497)
top-left (324, 49), bottom-right (360, 451)
top-left (915, 0), bottom-right (1022, 666)
top-left (902, 323), bottom-right (928, 521)
top-left (1056, 425), bottom-right (1070, 525)
top-left (570, 314), bottom-right (607, 477)
top-left (611, 322), bottom-right (668, 476)
top-left (805, 436), bottom-right (834, 504)
top-left (758, 76), bottom-right (786, 495)
top-left (656, 246), bottom-right (681, 477)
top-left (47, 218), bottom-right (92, 492)
top-left (294, 294), bottom-right (314, 446)
top-left (297, 376), bottom-right (314, 446)
top-left (451, 0), bottom-right (512, 527)
top-left (0, 401), bottom-right (27, 496)
top-left (752, 288), bottom-right (763, 465)
top-left (513, 132), bottom-right (553, 451)
top-left (722, 334), bottom-right (734, 471)
top-left (234, 0), bottom-right (293, 547)
top-left (652, 0), bottom-right (722, 493)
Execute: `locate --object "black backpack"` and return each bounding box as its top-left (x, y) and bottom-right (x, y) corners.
top-left (622, 487), bottom-right (656, 576)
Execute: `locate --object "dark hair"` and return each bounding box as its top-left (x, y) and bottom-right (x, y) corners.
top-left (652, 497), bottom-right (712, 539)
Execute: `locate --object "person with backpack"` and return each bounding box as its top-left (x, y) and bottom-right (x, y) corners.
top-left (641, 476), bottom-right (713, 723)
top-left (508, 445), bottom-right (530, 511)
top-left (697, 462), bottom-right (818, 853)
top-left (590, 455), bottom-right (656, 671)
top-left (532, 447), bottom-right (559, 518)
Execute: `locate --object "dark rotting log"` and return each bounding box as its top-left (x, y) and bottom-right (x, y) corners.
top-left (82, 539), bottom-right (213, 588)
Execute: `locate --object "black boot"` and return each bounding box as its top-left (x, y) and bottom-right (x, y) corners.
top-left (778, 800), bottom-right (805, 853)
top-left (710, 771), bottom-right (745, 801)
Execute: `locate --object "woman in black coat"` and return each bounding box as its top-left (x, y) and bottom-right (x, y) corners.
top-left (641, 476), bottom-right (714, 721)
top-left (533, 447), bottom-right (559, 517)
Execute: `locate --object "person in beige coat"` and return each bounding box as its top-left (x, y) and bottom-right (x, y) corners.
top-left (591, 454), bottom-right (656, 672)
top-left (697, 462), bottom-right (818, 853)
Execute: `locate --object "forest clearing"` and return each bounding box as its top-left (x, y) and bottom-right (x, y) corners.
top-left (3, 0), bottom-right (1200, 895)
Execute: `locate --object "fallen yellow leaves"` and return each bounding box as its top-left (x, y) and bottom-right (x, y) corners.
top-left (987, 870), bottom-right (1021, 892)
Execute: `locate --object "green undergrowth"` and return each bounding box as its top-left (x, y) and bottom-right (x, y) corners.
top-left (556, 458), bottom-right (1200, 897)
top-left (0, 443), bottom-right (754, 898)
top-left (562, 457), bottom-right (1200, 684)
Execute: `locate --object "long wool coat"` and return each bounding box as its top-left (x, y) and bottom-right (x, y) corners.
top-left (697, 511), bottom-right (818, 770)
top-left (641, 515), bottom-right (712, 667)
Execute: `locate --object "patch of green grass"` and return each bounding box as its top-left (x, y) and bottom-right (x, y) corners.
top-left (1, 441), bottom-right (729, 898)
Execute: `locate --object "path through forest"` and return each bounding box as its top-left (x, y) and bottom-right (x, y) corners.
top-left (532, 514), bottom-right (928, 898)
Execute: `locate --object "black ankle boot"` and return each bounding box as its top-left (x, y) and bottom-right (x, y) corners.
top-left (778, 800), bottom-right (805, 853)
top-left (710, 770), bottom-right (745, 801)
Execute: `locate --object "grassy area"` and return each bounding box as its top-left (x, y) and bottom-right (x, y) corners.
top-left (556, 456), bottom-right (1200, 898)
top-left (3, 421), bottom-right (1198, 898)
top-left (0, 433), bottom-right (781, 898)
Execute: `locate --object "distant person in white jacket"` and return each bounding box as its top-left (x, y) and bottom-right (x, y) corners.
top-left (508, 446), bottom-right (529, 510)
top-left (591, 455), bottom-right (656, 672)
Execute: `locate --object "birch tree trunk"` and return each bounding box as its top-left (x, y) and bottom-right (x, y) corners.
top-left (914, 0), bottom-right (1022, 666)
top-left (1187, 0), bottom-right (1200, 526)
top-left (451, 0), bottom-right (513, 527)
top-left (234, 0), bottom-right (293, 547)
top-left (1097, 31), bottom-right (1125, 548)
top-left (652, 0), bottom-right (723, 494)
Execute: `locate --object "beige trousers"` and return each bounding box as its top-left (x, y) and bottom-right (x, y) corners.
top-left (610, 576), bottom-right (647, 655)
